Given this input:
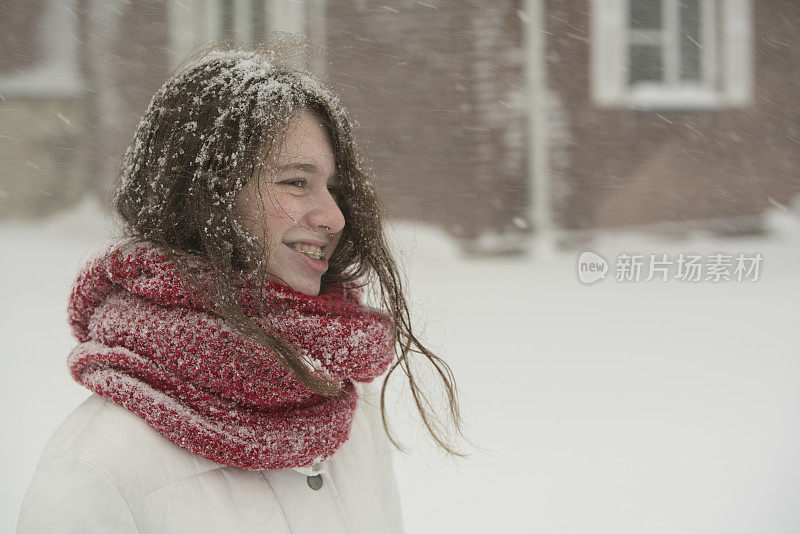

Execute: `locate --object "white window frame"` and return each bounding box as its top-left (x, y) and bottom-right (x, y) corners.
top-left (590, 0), bottom-right (752, 110)
top-left (167, 0), bottom-right (308, 68)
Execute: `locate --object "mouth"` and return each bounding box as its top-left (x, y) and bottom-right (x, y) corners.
top-left (286, 242), bottom-right (325, 261)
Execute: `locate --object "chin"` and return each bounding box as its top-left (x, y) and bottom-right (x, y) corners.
top-left (288, 277), bottom-right (321, 296)
top-left (263, 269), bottom-right (321, 296)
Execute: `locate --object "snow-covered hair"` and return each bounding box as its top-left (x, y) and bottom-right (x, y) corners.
top-left (114, 38), bottom-right (372, 281)
top-left (110, 36), bottom-right (467, 456)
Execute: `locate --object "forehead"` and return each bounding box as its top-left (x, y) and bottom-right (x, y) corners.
top-left (253, 110), bottom-right (337, 181)
top-left (274, 111), bottom-right (334, 162)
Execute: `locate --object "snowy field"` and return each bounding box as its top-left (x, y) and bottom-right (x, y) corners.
top-left (2, 198), bottom-right (799, 533)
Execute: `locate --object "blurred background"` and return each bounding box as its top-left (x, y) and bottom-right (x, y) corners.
top-left (2, 1), bottom-right (799, 533)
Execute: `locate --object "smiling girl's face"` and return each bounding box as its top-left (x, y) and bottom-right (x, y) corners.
top-left (235, 110), bottom-right (345, 296)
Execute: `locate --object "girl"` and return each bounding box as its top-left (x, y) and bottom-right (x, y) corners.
top-left (18, 37), bottom-right (464, 533)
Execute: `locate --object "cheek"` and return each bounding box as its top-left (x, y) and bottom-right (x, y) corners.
top-left (263, 195), bottom-right (308, 241)
top-left (263, 190), bottom-right (300, 215)
top-left (246, 192), bottom-right (294, 225)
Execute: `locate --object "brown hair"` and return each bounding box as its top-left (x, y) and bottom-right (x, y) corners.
top-left (110, 35), bottom-right (466, 455)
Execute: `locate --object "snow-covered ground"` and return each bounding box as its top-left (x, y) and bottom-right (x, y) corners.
top-left (2, 198), bottom-right (799, 533)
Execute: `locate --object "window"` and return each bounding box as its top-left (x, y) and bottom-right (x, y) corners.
top-left (591, 0), bottom-right (752, 109)
top-left (168, 0), bottom-right (307, 66)
top-left (0, 0), bottom-right (81, 96)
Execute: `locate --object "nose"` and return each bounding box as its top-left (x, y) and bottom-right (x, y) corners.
top-left (307, 188), bottom-right (345, 234)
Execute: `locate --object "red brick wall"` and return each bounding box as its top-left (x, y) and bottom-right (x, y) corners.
top-left (545, 0), bottom-right (800, 230)
top-left (76, 0), bottom-right (170, 198)
top-left (325, 0), bottom-right (529, 240)
top-left (59, 0), bottom-right (800, 236)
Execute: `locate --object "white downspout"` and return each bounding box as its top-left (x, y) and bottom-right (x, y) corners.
top-left (306, 0), bottom-right (327, 79)
top-left (524, 0), bottom-right (554, 255)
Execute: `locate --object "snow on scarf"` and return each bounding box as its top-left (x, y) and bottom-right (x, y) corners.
top-left (67, 240), bottom-right (395, 470)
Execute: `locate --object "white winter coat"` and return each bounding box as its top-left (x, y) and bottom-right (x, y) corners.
top-left (17, 381), bottom-right (404, 534)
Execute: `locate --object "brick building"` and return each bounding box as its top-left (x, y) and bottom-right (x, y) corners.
top-left (2, 0), bottom-right (797, 250)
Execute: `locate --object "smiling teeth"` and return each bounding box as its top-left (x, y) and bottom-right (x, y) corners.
top-left (289, 243), bottom-right (324, 261)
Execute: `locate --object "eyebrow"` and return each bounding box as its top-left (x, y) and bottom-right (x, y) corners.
top-left (275, 162), bottom-right (320, 174)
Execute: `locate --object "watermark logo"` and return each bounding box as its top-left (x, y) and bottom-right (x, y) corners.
top-left (577, 251), bottom-right (609, 285)
top-left (577, 252), bottom-right (762, 284)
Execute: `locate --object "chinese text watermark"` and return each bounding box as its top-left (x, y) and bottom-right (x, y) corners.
top-left (577, 251), bottom-right (763, 285)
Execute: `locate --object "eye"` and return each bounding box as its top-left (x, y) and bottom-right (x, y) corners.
top-left (280, 178), bottom-right (307, 188)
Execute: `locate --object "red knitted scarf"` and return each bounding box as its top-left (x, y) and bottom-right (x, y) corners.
top-left (67, 241), bottom-right (395, 470)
